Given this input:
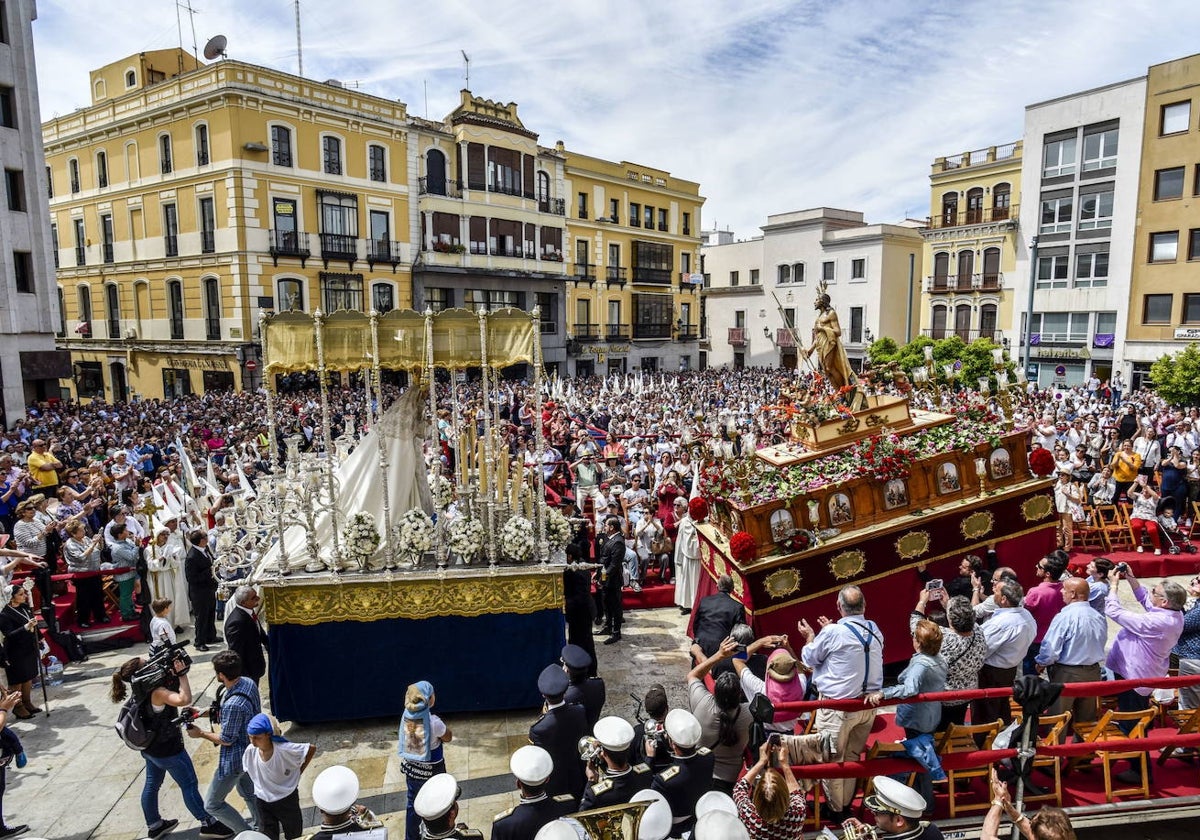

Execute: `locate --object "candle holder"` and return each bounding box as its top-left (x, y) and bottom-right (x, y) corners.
top-left (975, 457), bottom-right (989, 498)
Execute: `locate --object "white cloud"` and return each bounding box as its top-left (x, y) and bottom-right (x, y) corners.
top-left (31, 0), bottom-right (1200, 234)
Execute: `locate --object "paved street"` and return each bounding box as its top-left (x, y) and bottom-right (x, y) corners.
top-left (7, 605), bottom-right (693, 840)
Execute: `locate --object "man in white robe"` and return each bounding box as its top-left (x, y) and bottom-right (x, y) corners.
top-left (673, 499), bottom-right (700, 614)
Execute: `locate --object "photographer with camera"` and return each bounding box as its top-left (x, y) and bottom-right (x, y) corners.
top-left (185, 650), bottom-right (261, 835)
top-left (732, 738), bottom-right (805, 840)
top-left (110, 646), bottom-right (230, 840)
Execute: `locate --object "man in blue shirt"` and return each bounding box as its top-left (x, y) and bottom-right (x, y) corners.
top-left (186, 650), bottom-right (262, 836)
top-left (1035, 577), bottom-right (1108, 723)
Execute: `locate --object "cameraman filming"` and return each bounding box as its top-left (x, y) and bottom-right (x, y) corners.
top-left (111, 648), bottom-right (229, 839)
top-left (186, 650), bottom-right (261, 835)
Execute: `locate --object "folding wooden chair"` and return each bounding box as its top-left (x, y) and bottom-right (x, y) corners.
top-left (1093, 504), bottom-right (1131, 551)
top-left (1075, 506), bottom-right (1107, 551)
top-left (1017, 711), bottom-right (1072, 807)
top-left (936, 719), bottom-right (1003, 818)
top-left (1158, 707), bottom-right (1200, 766)
top-left (1118, 502), bottom-right (1141, 551)
top-left (1072, 706), bottom-right (1157, 802)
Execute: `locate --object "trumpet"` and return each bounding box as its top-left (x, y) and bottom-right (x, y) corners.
top-left (820, 822), bottom-right (880, 840)
top-left (578, 735), bottom-right (606, 781)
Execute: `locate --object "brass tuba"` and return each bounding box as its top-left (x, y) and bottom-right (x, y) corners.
top-left (570, 801), bottom-right (650, 840)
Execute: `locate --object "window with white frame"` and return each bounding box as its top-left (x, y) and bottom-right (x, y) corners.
top-left (159, 134), bottom-right (173, 174)
top-left (1081, 127), bottom-right (1118, 171)
top-left (1036, 254), bottom-right (1069, 289)
top-left (778, 264), bottom-right (791, 283)
top-left (1077, 190), bottom-right (1113, 230)
top-left (322, 136), bottom-right (342, 175)
top-left (1040, 196), bottom-right (1072, 233)
top-left (1042, 136), bottom-right (1077, 178)
top-left (195, 124), bottom-right (210, 166)
top-left (277, 278), bottom-right (305, 311)
top-left (271, 125), bottom-right (293, 167)
top-left (1150, 231), bottom-right (1179, 262)
top-left (368, 144), bottom-right (386, 182)
top-left (1030, 312), bottom-right (1088, 343)
top-left (371, 282), bottom-right (394, 313)
top-left (822, 261), bottom-right (834, 282)
top-left (793, 263), bottom-right (805, 283)
top-left (1074, 251), bottom-right (1109, 288)
top-left (1095, 311), bottom-right (1117, 340)
top-left (1161, 101), bottom-right (1191, 135)
top-left (851, 258), bottom-right (866, 280)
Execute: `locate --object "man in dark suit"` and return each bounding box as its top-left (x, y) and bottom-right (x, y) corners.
top-left (598, 516), bottom-right (626, 644)
top-left (529, 665), bottom-right (588, 806)
top-left (562, 644), bottom-right (605, 728)
top-left (184, 528), bottom-right (219, 650)
top-left (224, 585), bottom-right (268, 684)
top-left (690, 574), bottom-right (746, 671)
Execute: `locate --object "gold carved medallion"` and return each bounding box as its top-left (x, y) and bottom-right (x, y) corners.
top-left (894, 530), bottom-right (931, 561)
top-left (960, 511), bottom-right (995, 540)
top-left (765, 568), bottom-right (802, 600)
top-left (1021, 495), bottom-right (1054, 522)
top-left (829, 550), bottom-right (867, 581)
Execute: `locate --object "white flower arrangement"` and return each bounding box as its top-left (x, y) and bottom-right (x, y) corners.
top-left (429, 473), bottom-right (454, 509)
top-left (447, 516), bottom-right (485, 561)
top-left (546, 507), bottom-right (572, 550)
top-left (341, 511), bottom-right (381, 571)
top-left (499, 515), bottom-right (536, 562)
top-left (396, 508), bottom-right (434, 560)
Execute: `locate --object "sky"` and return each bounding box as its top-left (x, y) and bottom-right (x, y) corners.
top-left (29, 0), bottom-right (1200, 238)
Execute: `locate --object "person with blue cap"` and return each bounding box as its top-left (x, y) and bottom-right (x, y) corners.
top-left (529, 663), bottom-right (588, 806)
top-left (242, 713), bottom-right (315, 840)
top-left (399, 680), bottom-right (453, 840)
top-left (562, 644), bottom-right (606, 728)
top-left (491, 746), bottom-right (576, 840)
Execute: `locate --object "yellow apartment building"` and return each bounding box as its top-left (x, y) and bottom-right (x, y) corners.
top-left (407, 92), bottom-right (571, 375)
top-left (45, 49), bottom-right (413, 400)
top-left (407, 91), bottom-right (704, 377)
top-left (919, 142), bottom-right (1022, 348)
top-left (1127, 53), bottom-right (1200, 382)
top-left (562, 153), bottom-right (704, 375)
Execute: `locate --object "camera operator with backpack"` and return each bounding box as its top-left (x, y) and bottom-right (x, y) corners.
top-left (185, 650), bottom-right (262, 836)
top-left (111, 644), bottom-right (230, 839)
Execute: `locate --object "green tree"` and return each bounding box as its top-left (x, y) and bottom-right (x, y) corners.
top-left (1149, 343), bottom-right (1200, 406)
top-left (866, 334), bottom-right (1015, 387)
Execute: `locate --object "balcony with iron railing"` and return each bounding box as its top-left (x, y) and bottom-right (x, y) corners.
top-left (201, 230), bottom-right (215, 254)
top-left (634, 322), bottom-right (672, 339)
top-left (922, 327), bottom-right (1003, 343)
top-left (205, 317), bottom-right (221, 342)
top-left (102, 243), bottom-right (114, 264)
top-left (320, 233), bottom-right (359, 263)
top-left (417, 177), bottom-right (463, 198)
top-left (776, 328), bottom-right (797, 348)
top-left (933, 141), bottom-right (1021, 173)
top-left (606, 266), bottom-right (627, 286)
top-left (368, 239), bottom-right (404, 270)
top-left (677, 325), bottom-right (699, 341)
top-left (107, 318), bottom-right (120, 340)
top-left (75, 245), bottom-right (86, 266)
top-left (728, 327), bottom-right (747, 346)
top-left (538, 197), bottom-right (566, 215)
top-left (491, 245), bottom-right (525, 258)
top-left (572, 263), bottom-right (597, 283)
top-left (573, 323), bottom-right (600, 342)
top-left (164, 234), bottom-right (178, 258)
top-left (269, 230), bottom-right (311, 266)
top-left (632, 266), bottom-right (672, 285)
top-left (925, 272), bottom-right (1004, 293)
top-left (605, 323), bottom-right (631, 341)
top-left (925, 204), bottom-right (1018, 231)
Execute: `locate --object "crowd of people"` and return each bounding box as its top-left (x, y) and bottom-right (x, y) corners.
top-left (0, 366), bottom-right (1198, 838)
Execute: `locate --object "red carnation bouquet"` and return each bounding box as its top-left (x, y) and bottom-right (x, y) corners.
top-left (1029, 446), bottom-right (1055, 477)
top-left (688, 497), bottom-right (709, 523)
top-left (730, 530), bottom-right (758, 563)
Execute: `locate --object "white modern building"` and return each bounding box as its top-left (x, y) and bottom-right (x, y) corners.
top-left (700, 208), bottom-right (923, 369)
top-left (1013, 76), bottom-right (1147, 389)
top-left (0, 0), bottom-right (67, 423)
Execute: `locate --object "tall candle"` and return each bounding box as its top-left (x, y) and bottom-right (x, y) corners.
top-left (524, 476), bottom-right (534, 519)
top-left (477, 437), bottom-right (489, 494)
top-left (510, 463), bottom-right (521, 511)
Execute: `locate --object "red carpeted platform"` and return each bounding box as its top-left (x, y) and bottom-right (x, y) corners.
top-left (1068, 545), bottom-right (1200, 578)
top-left (622, 580), bottom-right (676, 610)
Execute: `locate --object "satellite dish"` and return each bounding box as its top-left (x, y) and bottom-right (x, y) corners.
top-left (203, 35), bottom-right (228, 61)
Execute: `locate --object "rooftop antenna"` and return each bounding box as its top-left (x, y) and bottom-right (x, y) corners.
top-left (176, 1), bottom-right (198, 61)
top-left (461, 50), bottom-right (470, 89)
top-left (203, 35), bottom-right (228, 61)
top-left (295, 0), bottom-right (304, 77)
